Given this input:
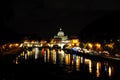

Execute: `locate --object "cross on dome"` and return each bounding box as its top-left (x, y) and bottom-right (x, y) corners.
top-left (60, 27), bottom-right (62, 31)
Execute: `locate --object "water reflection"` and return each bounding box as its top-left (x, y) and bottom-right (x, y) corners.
top-left (76, 56), bottom-right (80, 71)
top-left (96, 62), bottom-right (101, 77)
top-left (65, 54), bottom-right (71, 65)
top-left (15, 48), bottom-right (116, 79)
top-left (51, 49), bottom-right (57, 64)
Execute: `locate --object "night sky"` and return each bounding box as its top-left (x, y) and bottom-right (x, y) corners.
top-left (1, 0), bottom-right (120, 38)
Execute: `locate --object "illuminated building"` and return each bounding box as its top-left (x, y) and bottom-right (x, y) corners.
top-left (50, 28), bottom-right (70, 49)
top-left (54, 28), bottom-right (68, 41)
top-left (69, 36), bottom-right (80, 47)
top-left (71, 39), bottom-right (80, 47)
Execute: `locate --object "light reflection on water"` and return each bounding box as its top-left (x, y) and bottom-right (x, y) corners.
top-left (15, 47), bottom-right (116, 78)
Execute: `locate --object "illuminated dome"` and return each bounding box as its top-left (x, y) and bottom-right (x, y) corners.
top-left (57, 28), bottom-right (64, 36)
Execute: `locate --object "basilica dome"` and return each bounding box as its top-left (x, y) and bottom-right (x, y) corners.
top-left (57, 28), bottom-right (64, 36)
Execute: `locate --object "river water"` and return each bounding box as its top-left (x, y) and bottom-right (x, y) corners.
top-left (0, 47), bottom-right (120, 80)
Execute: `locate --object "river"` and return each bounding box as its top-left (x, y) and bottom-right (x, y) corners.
top-left (0, 47), bottom-right (120, 80)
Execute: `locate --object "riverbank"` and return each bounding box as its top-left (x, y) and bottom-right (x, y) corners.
top-left (0, 47), bottom-right (23, 55)
top-left (0, 47), bottom-right (23, 64)
top-left (76, 52), bottom-right (120, 63)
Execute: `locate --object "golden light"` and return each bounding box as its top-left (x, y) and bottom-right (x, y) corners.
top-left (51, 50), bottom-right (57, 64)
top-left (96, 62), bottom-right (101, 77)
top-left (108, 67), bottom-right (112, 77)
top-left (72, 43), bottom-right (74, 46)
top-left (72, 39), bottom-right (79, 43)
top-left (9, 44), bottom-right (12, 48)
top-left (27, 44), bottom-right (31, 47)
top-left (71, 39), bottom-right (80, 47)
top-left (68, 43), bottom-right (71, 47)
top-left (65, 54), bottom-right (71, 65)
top-left (15, 57), bottom-right (19, 64)
top-left (47, 49), bottom-right (50, 62)
top-left (89, 60), bottom-right (92, 74)
top-left (2, 45), bottom-right (5, 49)
top-left (87, 43), bottom-right (93, 49)
top-left (105, 43), bottom-right (114, 49)
top-left (50, 39), bottom-right (54, 43)
top-left (15, 43), bottom-right (19, 47)
top-left (76, 56), bottom-right (80, 71)
top-left (76, 43), bottom-right (79, 46)
top-left (85, 59), bottom-right (92, 73)
top-left (95, 43), bottom-right (101, 49)
top-left (108, 66), bottom-right (114, 77)
top-left (19, 43), bottom-right (23, 47)
top-left (24, 40), bottom-right (29, 44)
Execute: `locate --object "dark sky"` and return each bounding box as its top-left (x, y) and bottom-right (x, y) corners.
top-left (2, 0), bottom-right (120, 38)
